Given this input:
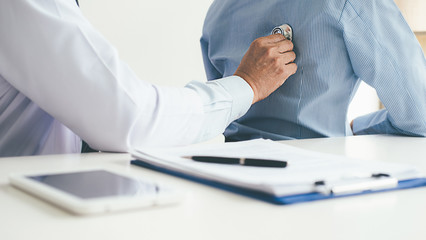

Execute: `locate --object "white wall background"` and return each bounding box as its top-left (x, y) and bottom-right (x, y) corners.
top-left (79, 0), bottom-right (380, 123)
top-left (80, 0), bottom-right (214, 87)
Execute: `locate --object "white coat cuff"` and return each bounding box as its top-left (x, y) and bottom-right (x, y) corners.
top-left (214, 76), bottom-right (253, 120)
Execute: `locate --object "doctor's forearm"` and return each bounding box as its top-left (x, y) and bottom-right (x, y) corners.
top-left (0, 0), bottom-right (242, 151)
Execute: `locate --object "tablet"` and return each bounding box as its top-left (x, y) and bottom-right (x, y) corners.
top-left (9, 169), bottom-right (181, 215)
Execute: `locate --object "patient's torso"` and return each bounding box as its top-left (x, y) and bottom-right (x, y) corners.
top-left (202, 0), bottom-right (358, 140)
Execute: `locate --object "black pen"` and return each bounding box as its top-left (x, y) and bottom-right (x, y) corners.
top-left (188, 156), bottom-right (287, 168)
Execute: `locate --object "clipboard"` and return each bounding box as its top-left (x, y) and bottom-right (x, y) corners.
top-left (131, 159), bottom-right (426, 205)
top-left (130, 139), bottom-right (426, 205)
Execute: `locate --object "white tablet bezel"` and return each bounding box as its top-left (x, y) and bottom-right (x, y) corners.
top-left (9, 168), bottom-right (181, 215)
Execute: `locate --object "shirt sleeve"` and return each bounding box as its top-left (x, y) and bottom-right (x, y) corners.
top-left (341, 0), bottom-right (426, 136)
top-left (0, 0), bottom-right (253, 152)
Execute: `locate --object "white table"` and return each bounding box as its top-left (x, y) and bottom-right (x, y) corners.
top-left (1, 135), bottom-right (425, 240)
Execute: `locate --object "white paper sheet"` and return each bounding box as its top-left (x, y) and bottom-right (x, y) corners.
top-left (131, 139), bottom-right (422, 196)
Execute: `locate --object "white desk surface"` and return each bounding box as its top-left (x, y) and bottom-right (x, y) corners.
top-left (1, 135), bottom-right (425, 240)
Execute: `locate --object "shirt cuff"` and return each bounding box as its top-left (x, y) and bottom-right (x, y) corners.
top-left (214, 75), bottom-right (254, 120)
top-left (352, 110), bottom-right (387, 135)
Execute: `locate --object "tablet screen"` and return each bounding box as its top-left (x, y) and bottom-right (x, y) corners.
top-left (28, 170), bottom-right (157, 199)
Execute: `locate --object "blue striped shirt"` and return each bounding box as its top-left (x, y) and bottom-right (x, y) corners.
top-left (201, 0), bottom-right (426, 141)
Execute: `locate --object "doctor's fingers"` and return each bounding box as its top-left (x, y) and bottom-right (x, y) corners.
top-left (252, 34), bottom-right (290, 49)
top-left (251, 35), bottom-right (293, 55)
top-left (280, 51), bottom-right (296, 65)
top-left (262, 33), bottom-right (287, 43)
top-left (275, 40), bottom-right (294, 54)
top-left (283, 62), bottom-right (298, 77)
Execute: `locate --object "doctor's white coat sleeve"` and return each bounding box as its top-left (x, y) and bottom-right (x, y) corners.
top-left (0, 0), bottom-right (253, 152)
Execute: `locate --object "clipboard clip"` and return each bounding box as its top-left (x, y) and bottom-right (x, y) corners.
top-left (314, 173), bottom-right (398, 196)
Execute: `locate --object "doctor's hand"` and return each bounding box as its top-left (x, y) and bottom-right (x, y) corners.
top-left (234, 34), bottom-right (297, 104)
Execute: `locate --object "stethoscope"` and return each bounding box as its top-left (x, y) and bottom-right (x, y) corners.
top-left (271, 24), bottom-right (293, 42)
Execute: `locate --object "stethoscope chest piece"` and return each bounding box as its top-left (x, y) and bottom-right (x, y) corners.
top-left (271, 24), bottom-right (293, 41)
